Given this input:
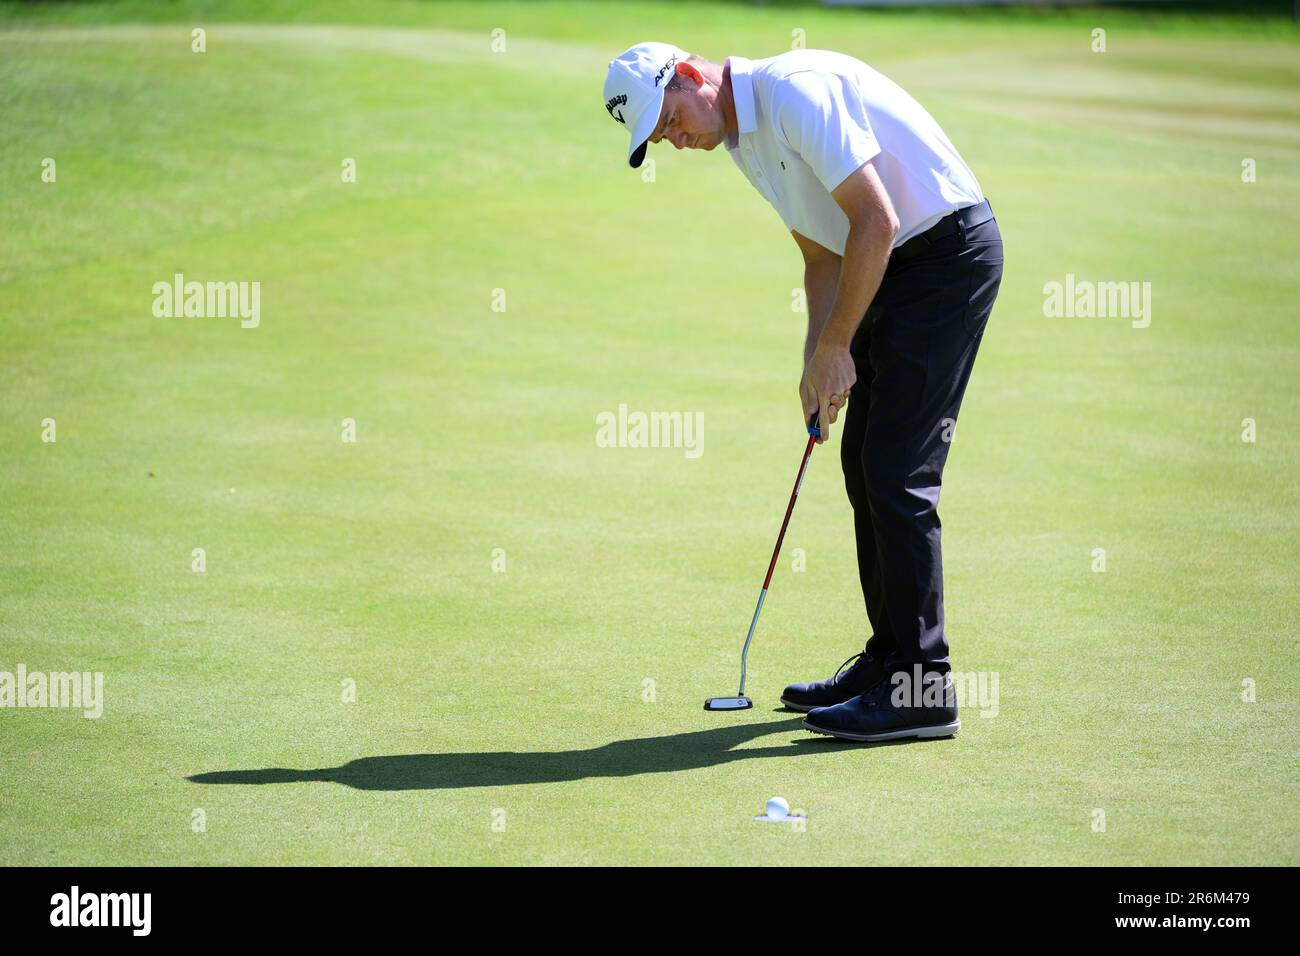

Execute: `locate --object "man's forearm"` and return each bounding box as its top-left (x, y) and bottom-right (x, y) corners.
top-left (803, 259), bottom-right (841, 368)
top-left (816, 221), bottom-right (895, 351)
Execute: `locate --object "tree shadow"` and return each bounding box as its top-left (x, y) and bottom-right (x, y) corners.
top-left (187, 715), bottom-right (861, 792)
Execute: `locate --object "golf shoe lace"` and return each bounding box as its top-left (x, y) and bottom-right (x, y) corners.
top-left (835, 651), bottom-right (871, 679)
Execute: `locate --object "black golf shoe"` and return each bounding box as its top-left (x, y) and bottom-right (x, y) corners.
top-left (779, 650), bottom-right (886, 712)
top-left (803, 669), bottom-right (960, 742)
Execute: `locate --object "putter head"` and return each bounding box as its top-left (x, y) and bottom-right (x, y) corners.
top-left (703, 696), bottom-right (753, 711)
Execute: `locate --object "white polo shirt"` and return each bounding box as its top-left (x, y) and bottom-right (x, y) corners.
top-left (725, 50), bottom-right (984, 256)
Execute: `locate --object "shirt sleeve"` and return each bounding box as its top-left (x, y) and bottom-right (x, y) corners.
top-left (772, 70), bottom-right (881, 194)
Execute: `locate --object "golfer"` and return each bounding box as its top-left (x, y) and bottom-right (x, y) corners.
top-left (604, 43), bottom-right (1003, 742)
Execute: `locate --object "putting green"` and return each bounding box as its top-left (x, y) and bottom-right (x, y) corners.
top-left (1, 1), bottom-right (1297, 865)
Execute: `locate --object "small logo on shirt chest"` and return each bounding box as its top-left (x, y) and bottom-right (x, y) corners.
top-left (780, 161), bottom-right (786, 170)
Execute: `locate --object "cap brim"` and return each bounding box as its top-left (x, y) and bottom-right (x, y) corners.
top-left (626, 90), bottom-right (664, 168)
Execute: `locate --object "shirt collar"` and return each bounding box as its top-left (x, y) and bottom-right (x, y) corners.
top-left (725, 56), bottom-right (757, 150)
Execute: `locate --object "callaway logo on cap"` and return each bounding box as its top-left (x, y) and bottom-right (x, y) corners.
top-left (603, 41), bottom-right (690, 168)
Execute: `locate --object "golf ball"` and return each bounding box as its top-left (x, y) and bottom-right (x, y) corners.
top-left (765, 796), bottom-right (790, 820)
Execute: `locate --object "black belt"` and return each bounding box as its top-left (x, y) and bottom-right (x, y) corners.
top-left (892, 200), bottom-right (994, 262)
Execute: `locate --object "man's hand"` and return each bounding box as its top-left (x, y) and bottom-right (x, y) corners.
top-left (800, 343), bottom-right (856, 444)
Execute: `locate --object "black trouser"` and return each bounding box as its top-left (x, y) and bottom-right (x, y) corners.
top-left (841, 210), bottom-right (1003, 675)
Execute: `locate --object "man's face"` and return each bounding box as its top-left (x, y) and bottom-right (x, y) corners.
top-left (648, 72), bottom-right (726, 152)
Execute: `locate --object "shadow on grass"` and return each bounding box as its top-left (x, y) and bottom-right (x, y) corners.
top-left (186, 715), bottom-right (891, 791)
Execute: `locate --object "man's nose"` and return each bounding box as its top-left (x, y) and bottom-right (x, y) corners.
top-left (670, 132), bottom-right (686, 149)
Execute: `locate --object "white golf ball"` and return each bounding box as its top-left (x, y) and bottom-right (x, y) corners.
top-left (765, 796), bottom-right (790, 820)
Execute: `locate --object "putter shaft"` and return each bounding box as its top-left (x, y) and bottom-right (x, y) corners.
top-left (736, 429), bottom-right (818, 697)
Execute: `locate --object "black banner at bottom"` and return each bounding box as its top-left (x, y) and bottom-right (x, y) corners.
top-left (0, 866), bottom-right (1284, 940)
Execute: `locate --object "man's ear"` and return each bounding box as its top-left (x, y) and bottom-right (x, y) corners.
top-left (675, 61), bottom-right (704, 88)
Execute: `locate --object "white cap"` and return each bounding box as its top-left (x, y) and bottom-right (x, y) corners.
top-left (603, 42), bottom-right (690, 168)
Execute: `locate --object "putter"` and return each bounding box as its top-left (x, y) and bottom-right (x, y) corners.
top-left (705, 414), bottom-right (821, 711)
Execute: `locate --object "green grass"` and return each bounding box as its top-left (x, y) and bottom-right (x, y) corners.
top-left (1, 1), bottom-right (1297, 865)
